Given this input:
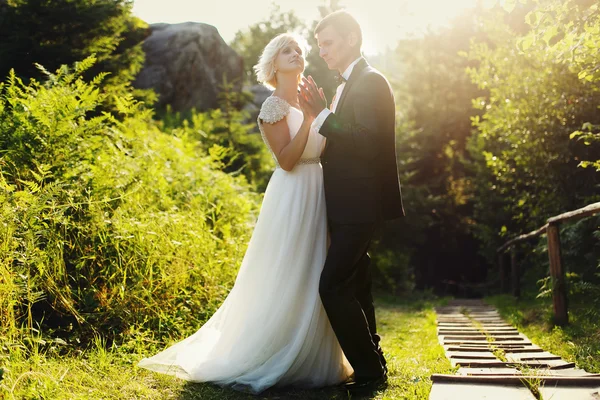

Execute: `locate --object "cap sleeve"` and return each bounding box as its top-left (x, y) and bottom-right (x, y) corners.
top-left (258, 96), bottom-right (290, 124)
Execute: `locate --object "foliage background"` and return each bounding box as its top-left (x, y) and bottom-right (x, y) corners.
top-left (0, 0), bottom-right (598, 386)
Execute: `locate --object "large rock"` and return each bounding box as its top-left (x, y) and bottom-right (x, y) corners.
top-left (134, 22), bottom-right (243, 112)
top-left (241, 84), bottom-right (273, 132)
top-left (243, 84), bottom-right (272, 116)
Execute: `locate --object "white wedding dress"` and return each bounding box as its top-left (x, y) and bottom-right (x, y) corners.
top-left (137, 95), bottom-right (352, 394)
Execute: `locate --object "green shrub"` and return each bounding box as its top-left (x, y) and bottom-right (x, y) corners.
top-left (158, 81), bottom-right (274, 192)
top-left (0, 57), bottom-right (260, 348)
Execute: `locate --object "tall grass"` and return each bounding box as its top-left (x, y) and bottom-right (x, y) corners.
top-left (0, 57), bottom-right (260, 352)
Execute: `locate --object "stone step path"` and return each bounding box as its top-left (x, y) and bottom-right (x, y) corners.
top-left (429, 299), bottom-right (600, 400)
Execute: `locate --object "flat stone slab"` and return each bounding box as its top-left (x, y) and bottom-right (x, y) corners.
top-left (438, 323), bottom-right (514, 328)
top-left (445, 346), bottom-right (542, 352)
top-left (506, 352), bottom-right (562, 362)
top-left (443, 340), bottom-right (535, 346)
top-left (432, 374), bottom-right (600, 385)
top-left (448, 351), bottom-right (498, 360)
top-left (538, 386), bottom-right (600, 400)
top-left (451, 359), bottom-right (507, 368)
top-left (470, 318), bottom-right (504, 321)
top-left (439, 332), bottom-right (521, 337)
top-left (478, 324), bottom-right (516, 328)
top-left (540, 369), bottom-right (600, 377)
top-left (440, 333), bottom-right (488, 338)
top-left (449, 361), bottom-right (576, 369)
top-left (429, 382), bottom-right (536, 399)
top-left (521, 359), bottom-right (576, 369)
top-left (432, 301), bottom-right (600, 400)
top-left (457, 367), bottom-right (522, 376)
top-left (439, 328), bottom-right (519, 332)
top-left (502, 347), bottom-right (544, 353)
top-left (442, 335), bottom-right (525, 341)
top-left (439, 331), bottom-right (481, 336)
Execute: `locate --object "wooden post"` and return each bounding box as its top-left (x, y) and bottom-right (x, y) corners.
top-left (547, 223), bottom-right (568, 326)
top-left (510, 246), bottom-right (520, 298)
top-left (494, 203), bottom-right (599, 324)
top-left (498, 252), bottom-right (508, 293)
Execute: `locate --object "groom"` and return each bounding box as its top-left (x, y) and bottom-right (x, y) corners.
top-left (299, 10), bottom-right (404, 391)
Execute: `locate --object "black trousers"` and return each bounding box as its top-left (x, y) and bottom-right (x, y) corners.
top-left (319, 220), bottom-right (384, 379)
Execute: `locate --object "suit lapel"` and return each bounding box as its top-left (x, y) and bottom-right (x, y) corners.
top-left (335, 58), bottom-right (368, 114)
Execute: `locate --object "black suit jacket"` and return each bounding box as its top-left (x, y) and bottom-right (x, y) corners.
top-left (319, 58), bottom-right (404, 223)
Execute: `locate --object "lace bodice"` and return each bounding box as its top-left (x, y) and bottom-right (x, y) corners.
top-left (257, 96), bottom-right (324, 168)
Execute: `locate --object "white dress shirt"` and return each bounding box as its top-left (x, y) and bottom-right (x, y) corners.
top-left (312, 57), bottom-right (363, 134)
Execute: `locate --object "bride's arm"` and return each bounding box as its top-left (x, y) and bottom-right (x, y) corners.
top-left (262, 118), bottom-right (312, 172)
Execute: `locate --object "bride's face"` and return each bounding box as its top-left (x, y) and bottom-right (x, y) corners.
top-left (274, 41), bottom-right (305, 75)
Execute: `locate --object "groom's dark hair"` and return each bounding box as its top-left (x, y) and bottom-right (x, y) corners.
top-left (314, 10), bottom-right (362, 50)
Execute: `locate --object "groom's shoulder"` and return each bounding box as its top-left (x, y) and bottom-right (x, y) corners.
top-left (366, 66), bottom-right (389, 82)
top-left (357, 65), bottom-right (392, 91)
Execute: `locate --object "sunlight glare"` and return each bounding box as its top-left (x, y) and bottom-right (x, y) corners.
top-left (132, 0), bottom-right (494, 55)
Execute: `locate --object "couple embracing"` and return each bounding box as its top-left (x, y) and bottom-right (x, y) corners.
top-left (138, 10), bottom-right (404, 394)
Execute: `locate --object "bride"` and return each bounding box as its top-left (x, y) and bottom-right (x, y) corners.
top-left (137, 33), bottom-right (352, 394)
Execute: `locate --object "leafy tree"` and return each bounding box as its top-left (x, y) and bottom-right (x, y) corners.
top-left (230, 5), bottom-right (306, 86)
top-left (372, 9), bottom-right (490, 292)
top-left (517, 0), bottom-right (600, 170)
top-left (0, 0), bottom-right (150, 101)
top-left (467, 5), bottom-right (599, 227)
top-left (465, 2), bottom-right (600, 297)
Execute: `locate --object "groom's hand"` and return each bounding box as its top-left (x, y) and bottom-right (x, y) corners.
top-left (299, 76), bottom-right (326, 119)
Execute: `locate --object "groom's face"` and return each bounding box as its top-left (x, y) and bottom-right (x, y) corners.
top-left (316, 25), bottom-right (354, 72)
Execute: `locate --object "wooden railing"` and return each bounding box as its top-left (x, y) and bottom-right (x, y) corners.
top-left (497, 202), bottom-right (600, 326)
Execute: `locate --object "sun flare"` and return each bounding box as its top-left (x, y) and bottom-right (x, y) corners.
top-left (132, 0), bottom-right (492, 55)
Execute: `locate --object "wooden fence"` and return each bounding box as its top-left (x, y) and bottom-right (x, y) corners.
top-left (496, 202), bottom-right (600, 326)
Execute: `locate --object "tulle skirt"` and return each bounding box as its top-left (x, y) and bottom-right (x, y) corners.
top-left (137, 164), bottom-right (352, 393)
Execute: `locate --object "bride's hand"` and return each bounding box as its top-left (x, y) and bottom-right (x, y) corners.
top-left (298, 91), bottom-right (313, 123)
top-left (298, 88), bottom-right (324, 124)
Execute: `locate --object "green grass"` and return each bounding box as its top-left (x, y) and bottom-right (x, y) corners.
top-left (485, 294), bottom-right (600, 373)
top-left (0, 295), bottom-right (453, 399)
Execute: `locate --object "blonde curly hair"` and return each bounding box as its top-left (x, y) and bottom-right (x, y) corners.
top-left (253, 33), bottom-right (309, 90)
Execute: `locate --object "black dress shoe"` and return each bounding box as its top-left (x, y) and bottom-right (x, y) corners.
top-left (377, 347), bottom-right (388, 374)
top-left (339, 373), bottom-right (355, 387)
top-left (343, 372), bottom-right (387, 392)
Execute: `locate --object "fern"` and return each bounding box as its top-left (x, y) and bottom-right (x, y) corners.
top-left (0, 57), bottom-right (260, 348)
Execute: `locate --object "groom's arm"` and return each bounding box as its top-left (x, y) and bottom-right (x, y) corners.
top-left (319, 73), bottom-right (392, 160)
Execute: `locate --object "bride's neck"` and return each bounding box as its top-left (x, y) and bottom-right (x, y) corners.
top-left (273, 75), bottom-right (299, 105)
